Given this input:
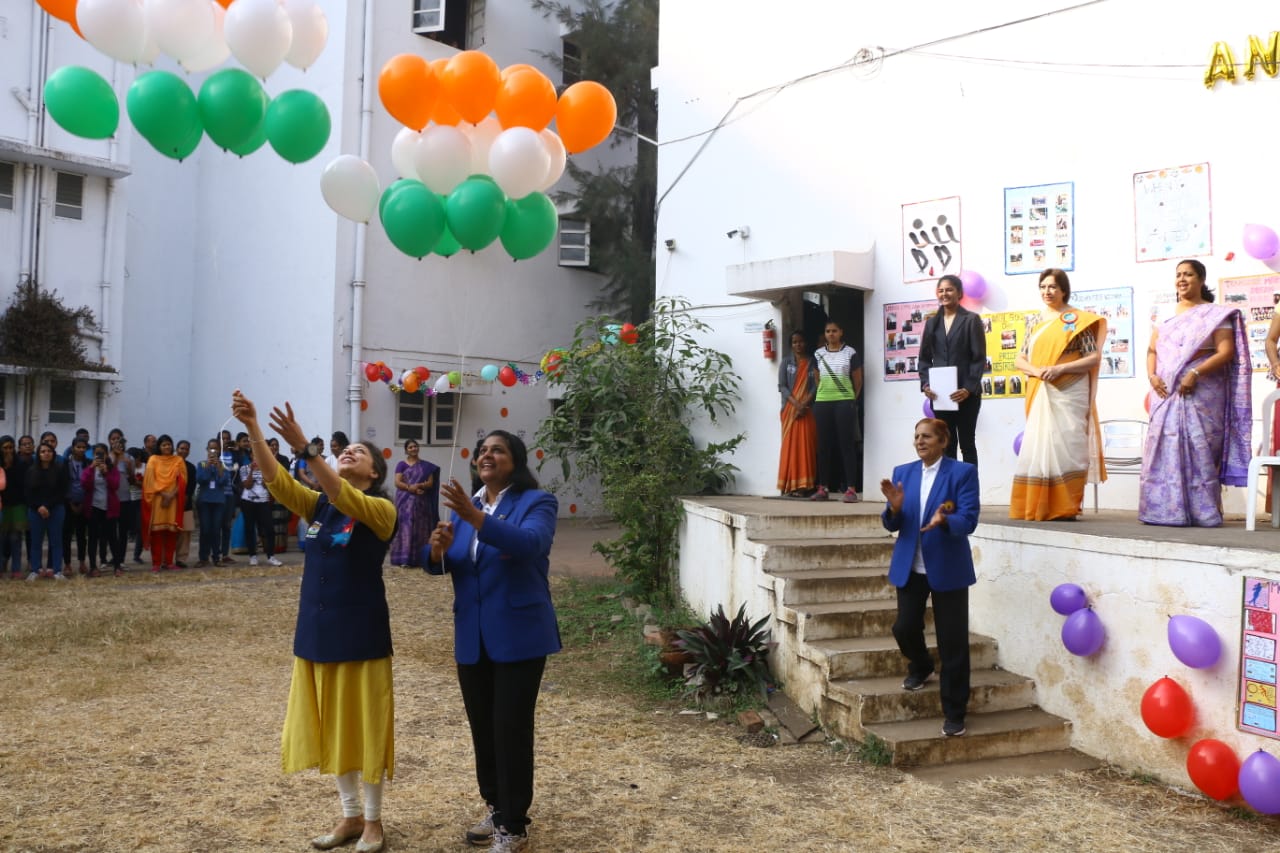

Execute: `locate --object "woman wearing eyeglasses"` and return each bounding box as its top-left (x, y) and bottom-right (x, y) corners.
top-left (1010, 268), bottom-right (1107, 521)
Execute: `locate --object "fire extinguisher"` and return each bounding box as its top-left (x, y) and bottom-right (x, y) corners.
top-left (762, 320), bottom-right (777, 360)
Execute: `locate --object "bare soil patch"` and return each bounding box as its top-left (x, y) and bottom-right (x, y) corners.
top-left (0, 566), bottom-right (1275, 852)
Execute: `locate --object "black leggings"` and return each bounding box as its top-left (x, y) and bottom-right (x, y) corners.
top-left (813, 399), bottom-right (862, 492)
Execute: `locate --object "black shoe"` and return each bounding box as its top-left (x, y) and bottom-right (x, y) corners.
top-left (942, 719), bottom-right (966, 737)
top-left (902, 671), bottom-right (934, 691)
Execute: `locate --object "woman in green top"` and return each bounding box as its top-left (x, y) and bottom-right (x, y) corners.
top-left (811, 320), bottom-right (864, 502)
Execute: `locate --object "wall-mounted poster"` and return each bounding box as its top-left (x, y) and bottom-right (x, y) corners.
top-left (980, 310), bottom-right (1036, 399)
top-left (1005, 182), bottom-right (1074, 275)
top-left (882, 299), bottom-right (937, 382)
top-left (902, 196), bottom-right (962, 284)
top-left (1133, 163), bottom-right (1212, 263)
top-left (1073, 287), bottom-right (1135, 379)
top-left (1240, 577), bottom-right (1280, 740)
top-left (1219, 273), bottom-right (1280, 372)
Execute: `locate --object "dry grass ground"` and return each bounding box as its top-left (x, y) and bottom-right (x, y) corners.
top-left (1, 564), bottom-right (1277, 852)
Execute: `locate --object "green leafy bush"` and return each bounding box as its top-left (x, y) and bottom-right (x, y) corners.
top-left (674, 603), bottom-right (772, 707)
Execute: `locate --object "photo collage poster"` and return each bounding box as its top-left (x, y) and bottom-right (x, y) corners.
top-left (1219, 273), bottom-right (1280, 374)
top-left (1240, 577), bottom-right (1280, 739)
top-left (980, 311), bottom-right (1035, 399)
top-left (902, 196), bottom-right (962, 284)
top-left (1072, 287), bottom-right (1135, 379)
top-left (1004, 182), bottom-right (1074, 275)
top-left (1133, 163), bottom-right (1212, 263)
top-left (882, 299), bottom-right (938, 382)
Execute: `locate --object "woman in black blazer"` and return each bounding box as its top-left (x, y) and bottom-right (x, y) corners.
top-left (918, 274), bottom-right (987, 469)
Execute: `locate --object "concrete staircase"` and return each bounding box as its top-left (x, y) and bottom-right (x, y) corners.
top-left (758, 504), bottom-right (1093, 773)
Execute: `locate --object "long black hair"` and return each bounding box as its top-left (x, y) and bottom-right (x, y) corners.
top-left (486, 430), bottom-right (539, 492)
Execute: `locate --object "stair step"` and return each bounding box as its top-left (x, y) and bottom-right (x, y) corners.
top-left (755, 536), bottom-right (895, 570)
top-left (864, 707), bottom-right (1073, 767)
top-left (789, 599), bottom-right (923, 641)
top-left (804, 633), bottom-right (998, 680)
top-left (743, 506), bottom-right (889, 539)
top-left (827, 668), bottom-right (1036, 724)
top-left (906, 748), bottom-right (1102, 784)
top-left (768, 566), bottom-right (895, 605)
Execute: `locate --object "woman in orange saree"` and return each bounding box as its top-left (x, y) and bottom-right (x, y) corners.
top-left (143, 434), bottom-right (186, 571)
top-left (1010, 269), bottom-right (1107, 521)
top-left (777, 331), bottom-right (819, 496)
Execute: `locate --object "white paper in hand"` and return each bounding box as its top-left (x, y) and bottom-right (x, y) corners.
top-left (930, 365), bottom-right (959, 411)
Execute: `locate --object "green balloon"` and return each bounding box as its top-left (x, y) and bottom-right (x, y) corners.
top-left (228, 120), bottom-right (267, 157)
top-left (198, 69), bottom-right (268, 152)
top-left (127, 71), bottom-right (201, 160)
top-left (44, 66), bottom-right (119, 140)
top-left (433, 224), bottom-right (462, 258)
top-left (380, 180), bottom-right (446, 258)
top-left (445, 177), bottom-right (508, 252)
top-left (265, 90), bottom-right (331, 164)
top-left (499, 192), bottom-right (559, 260)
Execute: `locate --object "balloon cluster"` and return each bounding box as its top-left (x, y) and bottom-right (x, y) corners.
top-left (1050, 583), bottom-right (1105, 656)
top-left (320, 50), bottom-right (617, 264)
top-left (38, 0), bottom-right (331, 163)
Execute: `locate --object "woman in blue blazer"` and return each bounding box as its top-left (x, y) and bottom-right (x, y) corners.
top-left (426, 430), bottom-right (559, 852)
top-left (880, 417), bottom-right (980, 738)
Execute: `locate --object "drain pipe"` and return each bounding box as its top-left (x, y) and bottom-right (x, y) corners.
top-left (346, 0), bottom-right (375, 440)
top-left (14, 7), bottom-right (44, 285)
top-left (96, 57), bottom-right (122, 438)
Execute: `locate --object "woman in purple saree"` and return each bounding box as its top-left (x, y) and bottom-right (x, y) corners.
top-left (390, 440), bottom-right (440, 566)
top-left (1140, 260), bottom-right (1252, 527)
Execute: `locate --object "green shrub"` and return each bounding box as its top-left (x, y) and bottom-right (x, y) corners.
top-left (674, 603), bottom-right (771, 707)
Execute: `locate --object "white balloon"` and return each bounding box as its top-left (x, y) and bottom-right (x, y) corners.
top-left (390, 127), bottom-right (422, 181)
top-left (283, 0), bottom-right (328, 71)
top-left (320, 155), bottom-right (380, 223)
top-left (489, 127), bottom-right (551, 200)
top-left (78, 0), bottom-right (149, 64)
top-left (539, 129), bottom-right (567, 191)
top-left (146, 0), bottom-right (216, 64)
top-left (180, 1), bottom-right (230, 73)
top-left (434, 374), bottom-right (452, 394)
top-left (224, 0), bottom-right (293, 79)
top-left (464, 115), bottom-right (502, 176)
top-left (414, 125), bottom-right (472, 195)
top-left (138, 20), bottom-right (161, 64)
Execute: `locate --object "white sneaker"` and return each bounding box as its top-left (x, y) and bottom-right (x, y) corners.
top-left (53, 573), bottom-right (66, 580)
top-left (25, 572), bottom-right (37, 581)
top-left (267, 556), bottom-right (282, 567)
top-left (249, 556), bottom-right (259, 567)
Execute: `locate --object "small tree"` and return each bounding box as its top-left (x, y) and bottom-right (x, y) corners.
top-left (537, 298), bottom-right (744, 605)
top-left (0, 280), bottom-right (104, 372)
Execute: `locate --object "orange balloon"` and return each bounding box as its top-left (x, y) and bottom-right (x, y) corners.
top-left (382, 448), bottom-right (392, 459)
top-left (216, 0), bottom-right (235, 7)
top-left (429, 58), bottom-right (463, 126)
top-left (501, 63), bottom-right (539, 81)
top-left (36, 0), bottom-right (77, 24)
top-left (402, 372), bottom-right (421, 394)
top-left (496, 69), bottom-right (557, 130)
top-left (440, 50), bottom-right (501, 124)
top-left (379, 54), bottom-right (438, 131)
top-left (555, 81), bottom-right (617, 153)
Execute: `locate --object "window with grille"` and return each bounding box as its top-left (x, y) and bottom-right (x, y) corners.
top-left (558, 218), bottom-right (590, 267)
top-left (412, 0), bottom-right (443, 33)
top-left (49, 379), bottom-right (75, 424)
top-left (0, 162), bottom-right (14, 211)
top-left (562, 39), bottom-right (582, 87)
top-left (397, 390), bottom-right (458, 447)
top-left (54, 172), bottom-right (83, 220)
top-left (414, 0), bottom-right (484, 48)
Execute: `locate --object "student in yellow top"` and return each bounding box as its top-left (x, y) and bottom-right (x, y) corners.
top-left (810, 320), bottom-right (864, 502)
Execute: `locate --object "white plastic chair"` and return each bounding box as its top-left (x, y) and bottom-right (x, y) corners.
top-left (1093, 419), bottom-right (1147, 513)
top-left (1246, 388), bottom-right (1280, 531)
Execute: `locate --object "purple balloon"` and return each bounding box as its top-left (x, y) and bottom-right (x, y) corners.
top-left (1243, 224), bottom-right (1280, 260)
top-left (1240, 751), bottom-right (1280, 814)
top-left (958, 269), bottom-right (987, 300)
top-left (1013, 430), bottom-right (1024, 455)
top-left (1050, 583), bottom-right (1088, 616)
top-left (1061, 608), bottom-right (1105, 656)
top-left (923, 398), bottom-right (934, 418)
top-left (1168, 614), bottom-right (1222, 669)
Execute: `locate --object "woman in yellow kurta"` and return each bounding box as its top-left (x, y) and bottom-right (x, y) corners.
top-left (1010, 269), bottom-right (1107, 521)
top-left (142, 435), bottom-right (186, 571)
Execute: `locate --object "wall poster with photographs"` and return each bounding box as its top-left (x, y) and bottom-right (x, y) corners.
top-left (1004, 181), bottom-right (1074, 276)
top-left (882, 299), bottom-right (938, 382)
top-left (979, 310), bottom-right (1036, 399)
top-left (1133, 162), bottom-right (1212, 263)
top-left (1072, 287), bottom-right (1135, 379)
top-left (902, 196), bottom-right (962, 284)
top-left (1240, 577), bottom-right (1280, 740)
top-left (1219, 273), bottom-right (1280, 373)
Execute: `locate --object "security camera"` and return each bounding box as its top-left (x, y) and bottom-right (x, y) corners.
top-left (726, 229), bottom-right (738, 239)
top-left (726, 226), bottom-right (750, 239)
top-left (664, 238), bottom-right (676, 250)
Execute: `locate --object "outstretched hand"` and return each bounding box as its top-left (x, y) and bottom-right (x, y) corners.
top-left (231, 389), bottom-right (258, 427)
top-left (879, 478), bottom-right (905, 515)
top-left (921, 503), bottom-right (952, 532)
top-left (268, 402), bottom-right (308, 452)
top-left (440, 477), bottom-right (484, 528)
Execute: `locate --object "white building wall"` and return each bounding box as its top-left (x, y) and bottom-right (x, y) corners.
top-left (657, 0), bottom-right (1280, 510)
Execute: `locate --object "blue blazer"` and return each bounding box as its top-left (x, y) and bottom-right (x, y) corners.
top-left (424, 488), bottom-right (561, 665)
top-left (881, 456), bottom-right (979, 592)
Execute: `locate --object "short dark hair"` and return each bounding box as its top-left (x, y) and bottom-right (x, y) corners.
top-left (1040, 268), bottom-right (1072, 303)
top-left (332, 431), bottom-right (350, 447)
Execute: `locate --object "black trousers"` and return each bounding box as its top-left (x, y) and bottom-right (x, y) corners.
top-left (239, 500), bottom-right (275, 557)
top-left (936, 395), bottom-right (982, 469)
top-left (813, 399), bottom-right (862, 492)
top-left (86, 508), bottom-right (119, 569)
top-left (892, 572), bottom-right (970, 723)
top-left (117, 500), bottom-right (139, 562)
top-left (62, 502), bottom-right (87, 563)
top-left (456, 648), bottom-right (547, 834)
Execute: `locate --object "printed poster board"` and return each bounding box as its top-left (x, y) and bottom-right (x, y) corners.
top-left (1073, 287), bottom-right (1135, 379)
top-left (980, 310), bottom-right (1035, 399)
top-left (902, 196), bottom-right (962, 284)
top-left (1134, 163), bottom-right (1212, 263)
top-left (1219, 273), bottom-right (1280, 373)
top-left (882, 299), bottom-right (937, 382)
top-left (1005, 181), bottom-right (1074, 275)
top-left (1240, 577), bottom-right (1280, 739)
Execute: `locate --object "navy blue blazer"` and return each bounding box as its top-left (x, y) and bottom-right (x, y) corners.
top-left (881, 456), bottom-right (979, 592)
top-left (424, 488), bottom-right (561, 665)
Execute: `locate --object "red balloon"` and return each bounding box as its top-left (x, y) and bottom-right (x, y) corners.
top-left (414, 365), bottom-right (430, 381)
top-left (379, 365), bottom-right (393, 383)
top-left (364, 363), bottom-right (380, 382)
top-left (1140, 677), bottom-right (1195, 739)
top-left (1186, 739), bottom-right (1240, 800)
top-left (498, 366), bottom-right (517, 387)
top-left (620, 322), bottom-right (638, 345)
